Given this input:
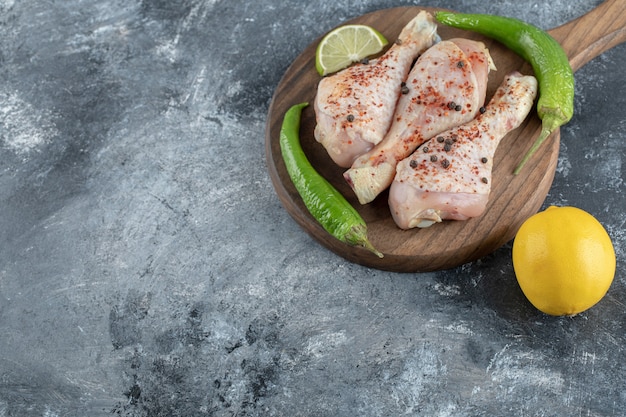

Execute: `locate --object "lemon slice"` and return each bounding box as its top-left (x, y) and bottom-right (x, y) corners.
top-left (315, 24), bottom-right (389, 76)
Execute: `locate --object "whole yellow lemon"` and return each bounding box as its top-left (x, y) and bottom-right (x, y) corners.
top-left (512, 206), bottom-right (615, 316)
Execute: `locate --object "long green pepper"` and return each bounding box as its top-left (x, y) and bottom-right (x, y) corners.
top-left (280, 102), bottom-right (383, 258)
top-left (435, 11), bottom-right (575, 174)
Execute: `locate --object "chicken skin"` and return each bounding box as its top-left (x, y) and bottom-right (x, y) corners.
top-left (344, 38), bottom-right (495, 204)
top-left (389, 72), bottom-right (538, 229)
top-left (314, 11), bottom-right (439, 168)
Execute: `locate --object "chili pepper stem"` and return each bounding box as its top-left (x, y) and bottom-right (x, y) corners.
top-left (514, 115), bottom-right (560, 175)
top-left (345, 224), bottom-right (384, 258)
top-left (435, 11), bottom-right (574, 176)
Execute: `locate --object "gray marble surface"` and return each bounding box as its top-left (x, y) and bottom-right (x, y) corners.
top-left (1, 0), bottom-right (624, 416)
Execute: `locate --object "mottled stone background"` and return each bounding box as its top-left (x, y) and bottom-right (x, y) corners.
top-left (0, 0), bottom-right (624, 416)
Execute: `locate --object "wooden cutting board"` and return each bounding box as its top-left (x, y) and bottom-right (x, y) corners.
top-left (265, 0), bottom-right (626, 272)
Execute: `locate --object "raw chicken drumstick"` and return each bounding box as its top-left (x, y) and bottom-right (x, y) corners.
top-left (344, 38), bottom-right (495, 204)
top-left (314, 11), bottom-right (439, 168)
top-left (389, 72), bottom-right (538, 229)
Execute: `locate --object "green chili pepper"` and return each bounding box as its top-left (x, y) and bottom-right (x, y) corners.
top-left (435, 11), bottom-right (574, 174)
top-left (280, 102), bottom-right (383, 258)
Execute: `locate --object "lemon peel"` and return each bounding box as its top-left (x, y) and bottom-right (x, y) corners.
top-left (512, 206), bottom-right (615, 316)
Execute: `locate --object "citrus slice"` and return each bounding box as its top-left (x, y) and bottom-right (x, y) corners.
top-left (315, 24), bottom-right (388, 76)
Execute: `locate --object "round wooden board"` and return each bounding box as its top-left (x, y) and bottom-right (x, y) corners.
top-left (265, 6), bottom-right (560, 272)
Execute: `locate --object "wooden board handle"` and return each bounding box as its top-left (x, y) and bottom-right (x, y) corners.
top-left (549, 0), bottom-right (626, 71)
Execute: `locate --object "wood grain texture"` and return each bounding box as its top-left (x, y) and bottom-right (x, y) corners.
top-left (265, 0), bottom-right (626, 272)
